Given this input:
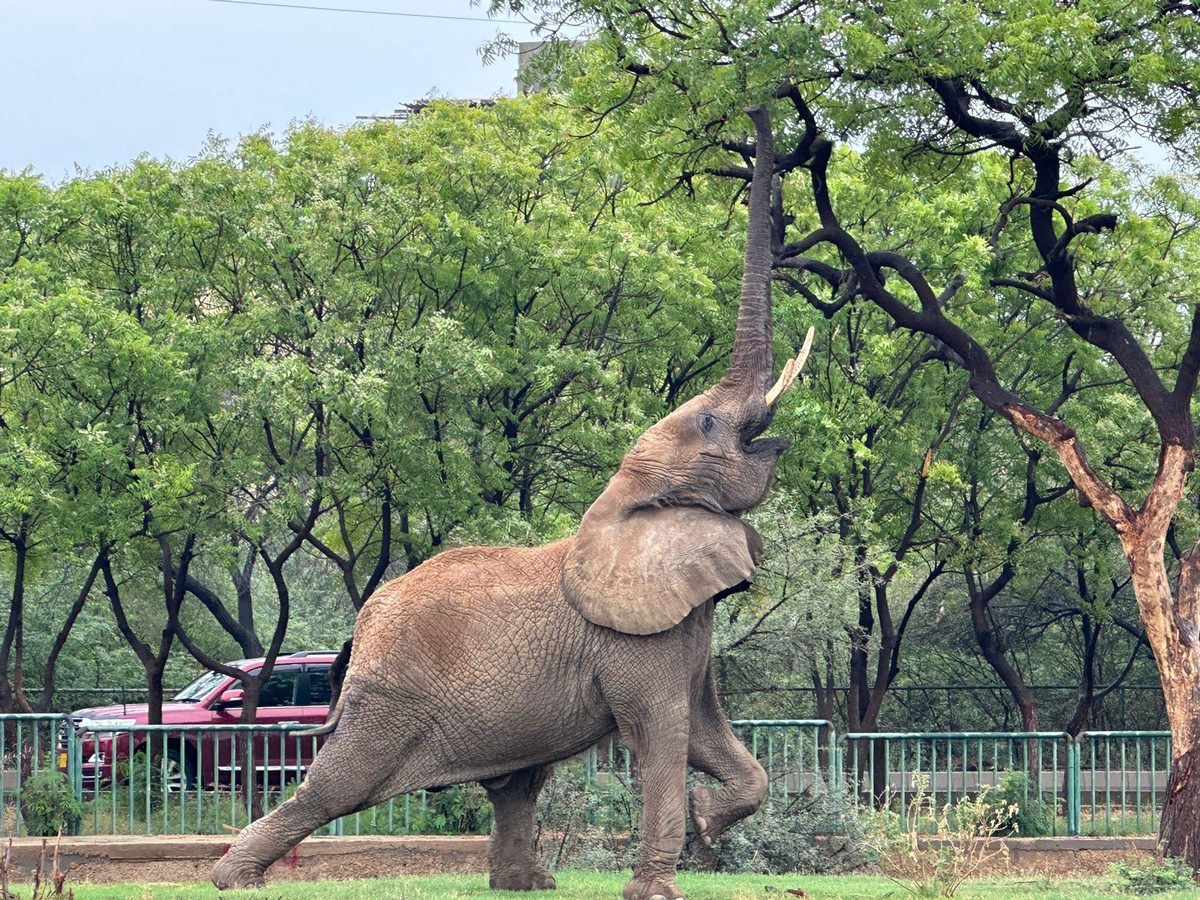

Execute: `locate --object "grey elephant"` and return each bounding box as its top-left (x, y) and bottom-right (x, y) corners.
top-left (212, 106), bottom-right (810, 900)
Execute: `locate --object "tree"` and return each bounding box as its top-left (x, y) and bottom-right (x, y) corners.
top-left (491, 0), bottom-right (1200, 863)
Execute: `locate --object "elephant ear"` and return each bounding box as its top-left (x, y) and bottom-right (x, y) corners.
top-left (562, 481), bottom-right (763, 635)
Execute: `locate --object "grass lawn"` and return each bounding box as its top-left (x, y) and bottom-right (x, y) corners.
top-left (49, 872), bottom-right (1199, 900)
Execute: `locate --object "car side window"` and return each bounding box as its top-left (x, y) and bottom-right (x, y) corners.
top-left (306, 665), bottom-right (332, 705)
top-left (258, 669), bottom-right (299, 707)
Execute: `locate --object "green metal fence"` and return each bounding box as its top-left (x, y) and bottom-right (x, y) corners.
top-left (1071, 731), bottom-right (1171, 836)
top-left (840, 731), bottom-right (1074, 835)
top-left (0, 714), bottom-right (1174, 838)
top-left (838, 730), bottom-right (1174, 837)
top-left (581, 720), bottom-right (834, 794)
top-left (0, 714), bottom-right (463, 838)
top-left (734, 720), bottom-right (836, 796)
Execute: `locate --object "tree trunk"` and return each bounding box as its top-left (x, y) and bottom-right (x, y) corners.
top-left (1161, 741), bottom-right (1200, 866)
top-left (967, 584), bottom-right (1040, 732)
top-left (1125, 518), bottom-right (1200, 866)
top-left (147, 664), bottom-right (164, 726)
top-left (238, 687), bottom-right (265, 821)
top-left (0, 532), bottom-right (30, 714)
top-left (37, 554), bottom-right (103, 712)
top-left (1151, 641), bottom-right (1200, 863)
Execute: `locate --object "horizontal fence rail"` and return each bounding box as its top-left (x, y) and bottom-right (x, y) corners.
top-left (0, 714), bottom-right (460, 838)
top-left (0, 714), bottom-right (1171, 838)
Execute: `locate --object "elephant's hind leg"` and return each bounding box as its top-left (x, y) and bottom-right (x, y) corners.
top-left (484, 765), bottom-right (557, 891)
top-left (212, 709), bottom-right (405, 889)
top-left (687, 671), bottom-right (767, 847)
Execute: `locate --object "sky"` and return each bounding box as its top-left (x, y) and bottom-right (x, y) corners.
top-left (3, 0), bottom-right (547, 181)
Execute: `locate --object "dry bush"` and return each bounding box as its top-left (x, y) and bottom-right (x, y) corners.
top-left (878, 778), bottom-right (1016, 898)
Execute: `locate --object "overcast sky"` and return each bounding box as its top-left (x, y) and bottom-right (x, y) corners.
top-left (4, 0), bottom-right (545, 181)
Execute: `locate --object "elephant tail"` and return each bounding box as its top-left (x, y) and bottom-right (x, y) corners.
top-left (297, 639), bottom-right (352, 738)
top-left (297, 688), bottom-right (346, 738)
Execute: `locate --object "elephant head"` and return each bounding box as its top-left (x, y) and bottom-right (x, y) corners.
top-left (563, 106), bottom-right (813, 635)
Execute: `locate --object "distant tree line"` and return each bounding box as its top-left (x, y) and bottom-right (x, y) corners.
top-left (0, 91), bottom-right (1174, 746)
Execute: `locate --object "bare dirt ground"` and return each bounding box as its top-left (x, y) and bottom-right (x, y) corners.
top-left (2, 834), bottom-right (490, 884)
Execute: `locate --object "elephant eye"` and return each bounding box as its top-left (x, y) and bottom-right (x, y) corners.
top-left (699, 413), bottom-right (716, 434)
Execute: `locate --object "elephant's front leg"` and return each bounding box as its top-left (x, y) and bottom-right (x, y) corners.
top-left (484, 765), bottom-right (557, 891)
top-left (618, 709), bottom-right (690, 900)
top-left (688, 667), bottom-right (767, 846)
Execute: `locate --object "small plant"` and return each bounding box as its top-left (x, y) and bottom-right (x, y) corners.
top-left (18, 772), bottom-right (81, 838)
top-left (879, 777), bottom-right (1016, 898)
top-left (535, 770), bottom-right (640, 871)
top-left (409, 785), bottom-right (492, 835)
top-left (986, 772), bottom-right (1052, 837)
top-left (1111, 855), bottom-right (1197, 894)
top-left (1, 837), bottom-right (74, 900)
top-left (684, 782), bottom-right (881, 875)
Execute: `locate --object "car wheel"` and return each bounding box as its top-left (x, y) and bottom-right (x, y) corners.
top-left (163, 745), bottom-right (197, 792)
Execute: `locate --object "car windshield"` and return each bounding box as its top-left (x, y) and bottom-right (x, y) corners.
top-left (172, 669), bottom-right (233, 702)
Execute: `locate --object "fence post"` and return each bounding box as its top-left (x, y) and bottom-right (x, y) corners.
top-left (1066, 736), bottom-right (1080, 836)
top-left (827, 724), bottom-right (839, 787)
top-left (67, 719), bottom-right (83, 816)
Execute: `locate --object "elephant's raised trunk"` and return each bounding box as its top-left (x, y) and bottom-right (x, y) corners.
top-left (725, 105), bottom-right (777, 400)
top-left (723, 106), bottom-right (813, 414)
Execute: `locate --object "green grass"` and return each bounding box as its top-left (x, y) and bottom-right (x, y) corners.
top-left (29, 872), bottom-right (1199, 900)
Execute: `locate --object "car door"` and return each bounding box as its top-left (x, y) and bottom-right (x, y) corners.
top-left (249, 666), bottom-right (303, 786)
top-left (295, 663), bottom-right (333, 773)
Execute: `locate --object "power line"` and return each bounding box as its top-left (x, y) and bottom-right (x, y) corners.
top-left (203, 0), bottom-right (518, 23)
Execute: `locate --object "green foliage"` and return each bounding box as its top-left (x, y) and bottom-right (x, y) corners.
top-left (0, 93), bottom-right (756, 704)
top-left (112, 750), bottom-right (172, 811)
top-left (987, 773), bottom-right (1052, 837)
top-left (4, 2), bottom-right (1196, 748)
top-left (536, 767), bottom-right (640, 871)
top-left (19, 769), bottom-right (82, 837)
top-left (685, 785), bottom-right (881, 876)
top-left (1110, 856), bottom-right (1197, 894)
top-left (881, 778), bottom-right (1018, 898)
top-left (408, 786), bottom-right (492, 836)
top-left (534, 760), bottom-right (881, 876)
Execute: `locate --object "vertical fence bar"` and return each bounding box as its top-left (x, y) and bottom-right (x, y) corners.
top-left (1050, 740), bottom-right (1058, 837)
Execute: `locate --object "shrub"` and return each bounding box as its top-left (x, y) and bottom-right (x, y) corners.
top-left (879, 777), bottom-right (1016, 898)
top-left (410, 785), bottom-right (492, 835)
top-left (684, 783), bottom-right (881, 875)
top-left (19, 771), bottom-right (82, 837)
top-left (986, 772), bottom-right (1052, 837)
top-left (1111, 856), bottom-right (1197, 894)
top-left (535, 771), bottom-right (639, 871)
top-left (533, 763), bottom-right (880, 876)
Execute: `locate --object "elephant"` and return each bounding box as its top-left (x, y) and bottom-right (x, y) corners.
top-left (212, 105), bottom-right (810, 899)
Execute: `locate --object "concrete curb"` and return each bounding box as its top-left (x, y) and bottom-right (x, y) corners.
top-left (1, 834), bottom-right (491, 884)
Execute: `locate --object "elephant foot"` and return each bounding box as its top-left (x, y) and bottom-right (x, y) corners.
top-left (490, 868), bottom-right (558, 891)
top-left (690, 785), bottom-right (747, 847)
top-left (622, 874), bottom-right (684, 900)
top-left (211, 854), bottom-right (267, 890)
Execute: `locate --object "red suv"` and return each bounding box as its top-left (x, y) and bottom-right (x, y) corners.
top-left (59, 651), bottom-right (338, 790)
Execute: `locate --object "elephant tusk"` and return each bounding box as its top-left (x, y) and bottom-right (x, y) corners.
top-left (765, 326), bottom-right (815, 407)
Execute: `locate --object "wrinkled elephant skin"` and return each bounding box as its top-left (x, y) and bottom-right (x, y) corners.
top-left (213, 106), bottom-right (802, 899)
